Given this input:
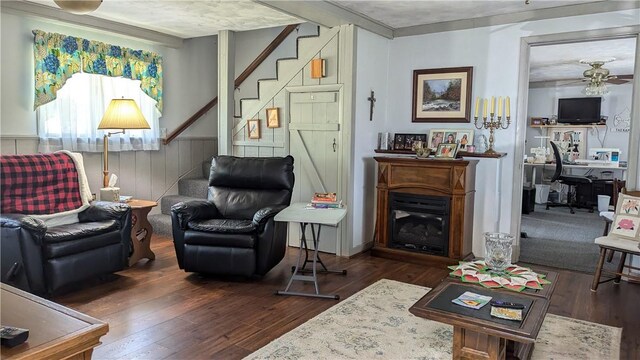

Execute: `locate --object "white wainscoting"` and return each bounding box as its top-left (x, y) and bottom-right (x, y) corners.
top-left (0, 136), bottom-right (217, 214)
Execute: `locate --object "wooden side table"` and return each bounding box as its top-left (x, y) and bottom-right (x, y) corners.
top-left (126, 199), bottom-right (158, 266)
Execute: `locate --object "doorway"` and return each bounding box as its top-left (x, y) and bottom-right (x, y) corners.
top-left (287, 87), bottom-right (343, 254)
top-left (511, 28), bottom-right (640, 272)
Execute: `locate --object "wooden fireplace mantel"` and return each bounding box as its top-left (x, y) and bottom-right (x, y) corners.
top-left (373, 156), bottom-right (477, 266)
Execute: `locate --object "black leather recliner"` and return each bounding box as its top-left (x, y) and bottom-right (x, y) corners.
top-left (1, 202), bottom-right (131, 296)
top-left (171, 155), bottom-right (294, 277)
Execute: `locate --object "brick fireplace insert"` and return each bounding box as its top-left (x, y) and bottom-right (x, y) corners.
top-left (373, 156), bottom-right (477, 265)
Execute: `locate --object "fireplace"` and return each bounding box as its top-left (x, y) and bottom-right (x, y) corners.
top-left (374, 156), bottom-right (477, 264)
top-left (388, 192), bottom-right (450, 256)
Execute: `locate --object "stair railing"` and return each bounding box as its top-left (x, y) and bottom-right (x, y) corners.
top-left (163, 24), bottom-right (300, 145)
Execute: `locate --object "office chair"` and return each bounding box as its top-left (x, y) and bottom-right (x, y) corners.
top-left (545, 141), bottom-right (592, 214)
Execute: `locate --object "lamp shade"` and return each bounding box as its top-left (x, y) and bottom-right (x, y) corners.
top-left (53, 0), bottom-right (102, 14)
top-left (98, 99), bottom-right (150, 130)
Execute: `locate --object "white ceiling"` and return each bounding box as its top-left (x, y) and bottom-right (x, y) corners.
top-left (329, 0), bottom-right (603, 28)
top-left (27, 0), bottom-right (302, 38)
top-left (529, 38), bottom-right (637, 82)
top-left (24, 0), bottom-right (618, 39)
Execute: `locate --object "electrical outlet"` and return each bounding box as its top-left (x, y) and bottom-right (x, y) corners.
top-left (160, 128), bottom-right (167, 139)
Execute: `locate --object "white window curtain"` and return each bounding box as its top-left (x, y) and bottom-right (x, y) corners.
top-left (37, 73), bottom-right (161, 152)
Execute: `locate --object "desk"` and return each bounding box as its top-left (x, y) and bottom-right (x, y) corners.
top-left (0, 284), bottom-right (108, 360)
top-left (275, 202), bottom-right (347, 300)
top-left (524, 162), bottom-right (627, 186)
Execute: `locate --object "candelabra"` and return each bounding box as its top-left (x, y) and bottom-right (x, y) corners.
top-left (474, 96), bottom-right (512, 154)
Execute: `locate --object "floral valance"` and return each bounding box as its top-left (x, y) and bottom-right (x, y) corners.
top-left (33, 30), bottom-right (163, 113)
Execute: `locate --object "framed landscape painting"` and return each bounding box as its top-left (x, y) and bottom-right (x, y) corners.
top-left (412, 66), bottom-right (473, 123)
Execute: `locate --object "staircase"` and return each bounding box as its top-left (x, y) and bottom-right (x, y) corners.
top-left (148, 160), bottom-right (211, 237)
top-left (150, 24), bottom-right (341, 237)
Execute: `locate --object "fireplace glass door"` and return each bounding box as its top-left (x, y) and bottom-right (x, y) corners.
top-left (388, 192), bottom-right (450, 256)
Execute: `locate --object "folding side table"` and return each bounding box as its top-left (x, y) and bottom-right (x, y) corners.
top-left (275, 202), bottom-right (347, 300)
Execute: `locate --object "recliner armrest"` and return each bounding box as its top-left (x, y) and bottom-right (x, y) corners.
top-left (171, 200), bottom-right (221, 230)
top-left (0, 214), bottom-right (47, 241)
top-left (252, 205), bottom-right (286, 228)
top-left (79, 202), bottom-right (131, 223)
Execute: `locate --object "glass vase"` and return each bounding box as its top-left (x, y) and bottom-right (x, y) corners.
top-left (484, 232), bottom-right (514, 272)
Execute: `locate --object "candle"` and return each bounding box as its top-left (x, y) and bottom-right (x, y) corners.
top-left (506, 96), bottom-right (511, 117)
top-left (474, 97), bottom-right (480, 118)
top-left (497, 97), bottom-right (503, 117)
top-left (483, 99), bottom-right (488, 118)
top-left (490, 96), bottom-right (495, 114)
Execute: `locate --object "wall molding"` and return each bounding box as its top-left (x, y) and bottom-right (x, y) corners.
top-left (394, 2), bottom-right (640, 37)
top-left (233, 140), bottom-right (284, 148)
top-left (1, 135), bottom-right (216, 140)
top-left (256, 0), bottom-right (393, 39)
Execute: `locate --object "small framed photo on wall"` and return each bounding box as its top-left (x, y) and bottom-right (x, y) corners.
top-left (266, 107), bottom-right (280, 128)
top-left (247, 119), bottom-right (261, 139)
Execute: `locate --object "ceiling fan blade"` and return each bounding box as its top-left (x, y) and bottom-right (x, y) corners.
top-left (606, 78), bottom-right (629, 85)
top-left (616, 74), bottom-right (634, 80)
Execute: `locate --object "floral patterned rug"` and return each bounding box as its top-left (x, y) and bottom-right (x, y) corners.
top-left (246, 279), bottom-right (621, 360)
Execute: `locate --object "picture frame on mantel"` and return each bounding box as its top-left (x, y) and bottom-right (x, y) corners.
top-left (412, 66), bottom-right (473, 123)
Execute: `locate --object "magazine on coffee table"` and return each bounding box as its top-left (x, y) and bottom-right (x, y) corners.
top-left (452, 291), bottom-right (492, 310)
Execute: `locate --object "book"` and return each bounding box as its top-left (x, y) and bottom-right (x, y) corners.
top-left (451, 291), bottom-right (492, 310)
top-left (310, 201), bottom-right (343, 209)
top-left (312, 192), bottom-right (337, 203)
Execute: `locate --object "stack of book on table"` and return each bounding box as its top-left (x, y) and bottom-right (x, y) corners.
top-left (309, 192), bottom-right (343, 209)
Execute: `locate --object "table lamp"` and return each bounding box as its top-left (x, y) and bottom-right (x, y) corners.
top-left (98, 98), bottom-right (150, 187)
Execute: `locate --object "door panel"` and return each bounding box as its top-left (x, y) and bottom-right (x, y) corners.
top-left (288, 91), bottom-right (340, 254)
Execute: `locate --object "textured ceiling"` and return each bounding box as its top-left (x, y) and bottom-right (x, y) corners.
top-left (329, 0), bottom-right (603, 28)
top-left (29, 0), bottom-right (301, 38)
top-left (529, 38), bottom-right (637, 82)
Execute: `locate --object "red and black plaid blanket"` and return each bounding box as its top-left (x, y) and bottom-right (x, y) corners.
top-left (1, 152), bottom-right (83, 215)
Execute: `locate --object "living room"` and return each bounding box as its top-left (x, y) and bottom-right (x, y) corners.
top-left (1, 1), bottom-right (639, 359)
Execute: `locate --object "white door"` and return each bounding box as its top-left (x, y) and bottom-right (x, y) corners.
top-left (288, 91), bottom-right (341, 254)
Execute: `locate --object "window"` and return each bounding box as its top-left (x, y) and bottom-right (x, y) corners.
top-left (37, 73), bottom-right (160, 152)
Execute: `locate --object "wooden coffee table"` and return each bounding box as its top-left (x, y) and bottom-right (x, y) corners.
top-left (410, 270), bottom-right (557, 360)
top-left (0, 284), bottom-right (107, 359)
top-left (126, 199), bottom-right (158, 266)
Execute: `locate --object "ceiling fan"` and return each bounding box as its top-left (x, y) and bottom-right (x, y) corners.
top-left (579, 58), bottom-right (632, 85)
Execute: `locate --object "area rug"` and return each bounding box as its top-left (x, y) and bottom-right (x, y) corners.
top-left (246, 279), bottom-right (621, 360)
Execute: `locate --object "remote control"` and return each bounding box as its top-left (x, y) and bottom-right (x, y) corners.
top-left (1, 326), bottom-right (29, 348)
top-left (490, 300), bottom-right (525, 309)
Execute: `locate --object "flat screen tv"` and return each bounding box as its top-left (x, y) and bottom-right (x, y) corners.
top-left (557, 97), bottom-right (601, 124)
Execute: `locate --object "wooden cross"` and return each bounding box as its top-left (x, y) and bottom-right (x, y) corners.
top-left (367, 90), bottom-right (376, 121)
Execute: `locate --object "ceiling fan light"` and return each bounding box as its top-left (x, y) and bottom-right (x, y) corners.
top-left (584, 82), bottom-right (609, 96)
top-left (53, 0), bottom-right (102, 14)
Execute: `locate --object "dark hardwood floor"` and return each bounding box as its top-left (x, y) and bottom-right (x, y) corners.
top-left (54, 235), bottom-right (640, 359)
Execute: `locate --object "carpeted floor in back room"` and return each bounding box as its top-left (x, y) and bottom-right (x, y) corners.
top-left (519, 204), bottom-right (613, 273)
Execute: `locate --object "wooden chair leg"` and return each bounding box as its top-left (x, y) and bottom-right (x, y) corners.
top-left (602, 222), bottom-right (610, 237)
top-left (614, 252), bottom-right (628, 284)
top-left (606, 249), bottom-right (615, 263)
top-left (591, 247), bottom-right (607, 292)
